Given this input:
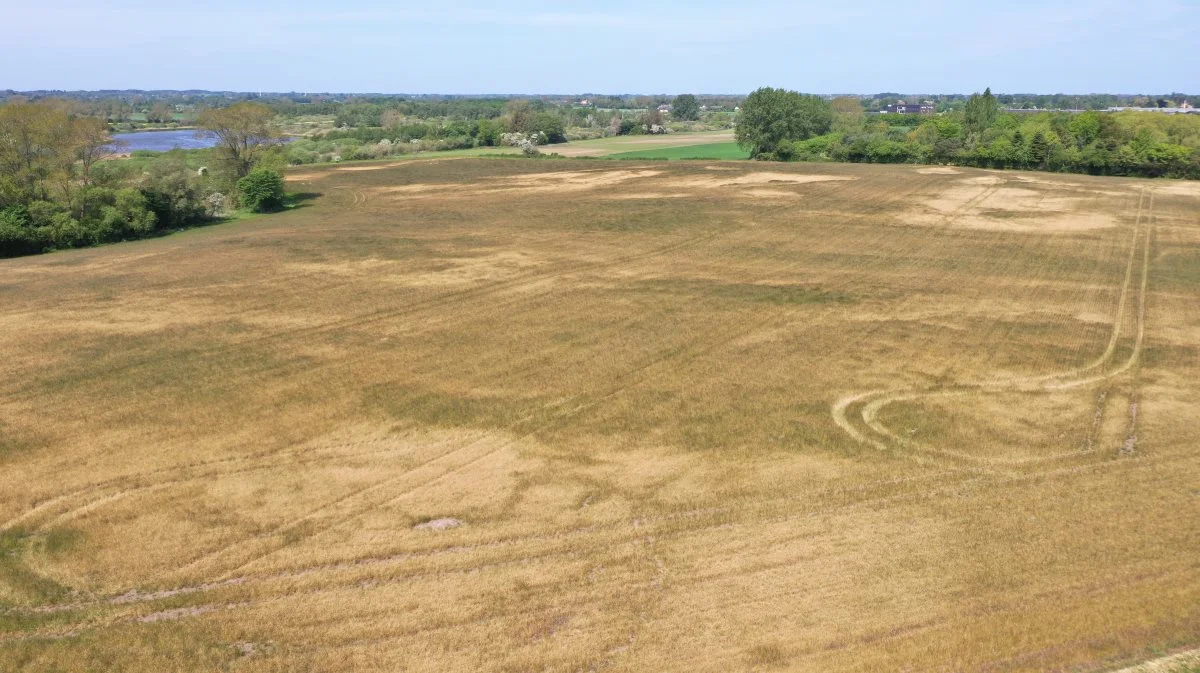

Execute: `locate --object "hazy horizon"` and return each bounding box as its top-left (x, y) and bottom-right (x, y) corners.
top-left (4, 89), bottom-right (1199, 98)
top-left (2, 0), bottom-right (1197, 94)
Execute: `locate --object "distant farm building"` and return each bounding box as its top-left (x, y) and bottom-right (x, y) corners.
top-left (883, 100), bottom-right (935, 114)
top-left (1106, 105), bottom-right (1200, 114)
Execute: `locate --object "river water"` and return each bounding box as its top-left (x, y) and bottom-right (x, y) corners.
top-left (110, 130), bottom-right (294, 153)
top-left (110, 129), bottom-right (220, 152)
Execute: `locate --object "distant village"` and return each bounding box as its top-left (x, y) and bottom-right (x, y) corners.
top-left (877, 98), bottom-right (1197, 115)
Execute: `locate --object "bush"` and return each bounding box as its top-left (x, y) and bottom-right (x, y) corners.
top-left (39, 212), bottom-right (90, 249)
top-left (236, 169), bottom-right (285, 212)
top-left (531, 113), bottom-right (566, 144)
top-left (141, 156), bottom-right (207, 228)
top-left (0, 205), bottom-right (38, 257)
top-left (475, 119), bottom-right (505, 146)
top-left (92, 189), bottom-right (157, 242)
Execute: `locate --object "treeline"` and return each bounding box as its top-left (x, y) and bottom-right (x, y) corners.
top-left (283, 96), bottom-right (718, 165)
top-left (853, 92), bottom-right (1197, 113)
top-left (0, 101), bottom-right (287, 258)
top-left (331, 99), bottom-right (508, 126)
top-left (285, 99), bottom-right (569, 164)
top-left (737, 87), bottom-right (1200, 179)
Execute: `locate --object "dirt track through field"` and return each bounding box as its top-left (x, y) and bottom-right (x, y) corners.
top-left (833, 187), bottom-right (1159, 468)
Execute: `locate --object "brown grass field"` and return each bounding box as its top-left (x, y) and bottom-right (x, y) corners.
top-left (0, 159), bottom-right (1198, 672)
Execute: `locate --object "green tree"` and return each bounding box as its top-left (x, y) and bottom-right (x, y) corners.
top-left (72, 116), bottom-right (113, 187)
top-left (671, 94), bottom-right (701, 121)
top-left (95, 188), bottom-right (157, 241)
top-left (147, 101), bottom-right (174, 124)
top-left (505, 99), bottom-right (535, 134)
top-left (0, 101), bottom-right (75, 205)
top-left (197, 102), bottom-right (277, 179)
top-left (1011, 129), bottom-right (1028, 165)
top-left (830, 96), bottom-right (865, 134)
top-left (141, 152), bottom-right (206, 228)
top-left (531, 113), bottom-right (566, 143)
top-left (964, 87), bottom-right (1000, 137)
top-left (236, 169), bottom-right (285, 212)
top-left (475, 119), bottom-right (505, 146)
top-left (736, 87), bottom-right (833, 157)
top-left (0, 204), bottom-right (37, 257)
top-left (1068, 111), bottom-right (1101, 147)
top-left (642, 107), bottom-right (664, 132)
top-left (1029, 131), bottom-right (1050, 166)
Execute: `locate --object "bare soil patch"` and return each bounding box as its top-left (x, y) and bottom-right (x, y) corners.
top-left (413, 518), bottom-right (463, 531)
top-left (374, 168), bottom-right (663, 199)
top-left (335, 163), bottom-right (408, 172)
top-left (910, 181), bottom-right (1117, 232)
top-left (663, 171), bottom-right (854, 190)
top-left (284, 172), bottom-right (328, 182)
top-left (1155, 181), bottom-right (1200, 197)
top-left (603, 192), bottom-right (690, 200)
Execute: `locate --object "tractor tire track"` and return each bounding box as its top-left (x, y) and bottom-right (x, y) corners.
top-left (833, 189), bottom-right (1155, 466)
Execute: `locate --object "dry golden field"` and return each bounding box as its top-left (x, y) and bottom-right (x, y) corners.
top-left (1, 158), bottom-right (1198, 672)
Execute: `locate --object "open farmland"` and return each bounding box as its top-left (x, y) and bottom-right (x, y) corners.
top-left (548, 131), bottom-right (736, 157)
top-left (0, 159), bottom-right (1198, 672)
top-left (608, 142), bottom-right (750, 161)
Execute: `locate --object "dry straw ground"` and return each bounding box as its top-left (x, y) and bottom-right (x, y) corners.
top-left (0, 159), bottom-right (1197, 672)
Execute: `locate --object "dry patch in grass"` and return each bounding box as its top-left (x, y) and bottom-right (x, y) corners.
top-left (740, 188), bottom-right (804, 199)
top-left (335, 163), bottom-right (408, 172)
top-left (1154, 181), bottom-right (1200, 197)
top-left (662, 171), bottom-right (855, 189)
top-left (491, 168), bottom-right (663, 193)
top-left (284, 172), bottom-right (329, 182)
top-left (603, 192), bottom-right (690, 200)
top-left (1114, 649), bottom-right (1200, 673)
top-left (371, 168), bottom-right (663, 200)
top-left (908, 176), bottom-right (1120, 231)
top-left (917, 166), bottom-right (963, 175)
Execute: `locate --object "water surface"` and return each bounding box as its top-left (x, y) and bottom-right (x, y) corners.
top-left (111, 129), bottom-right (219, 152)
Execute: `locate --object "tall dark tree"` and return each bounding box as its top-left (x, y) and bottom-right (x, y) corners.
top-left (735, 87), bottom-right (833, 157)
top-left (1029, 131), bottom-right (1050, 166)
top-left (964, 87), bottom-right (1000, 137)
top-left (671, 94), bottom-right (701, 121)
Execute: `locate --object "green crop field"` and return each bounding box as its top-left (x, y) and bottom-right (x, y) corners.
top-left (608, 142), bottom-right (750, 160)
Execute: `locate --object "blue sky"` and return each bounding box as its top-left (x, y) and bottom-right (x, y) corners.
top-left (2, 0), bottom-right (1197, 94)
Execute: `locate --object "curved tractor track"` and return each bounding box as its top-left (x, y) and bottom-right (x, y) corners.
top-left (833, 188), bottom-right (1155, 466)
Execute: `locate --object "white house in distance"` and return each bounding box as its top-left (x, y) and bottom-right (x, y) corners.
top-left (1107, 103), bottom-right (1199, 114)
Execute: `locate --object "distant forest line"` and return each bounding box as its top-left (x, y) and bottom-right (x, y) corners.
top-left (4, 89), bottom-right (1197, 112)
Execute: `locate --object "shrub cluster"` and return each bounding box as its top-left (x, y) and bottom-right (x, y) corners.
top-left (1, 101), bottom-right (286, 258)
top-left (740, 88), bottom-right (1200, 179)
